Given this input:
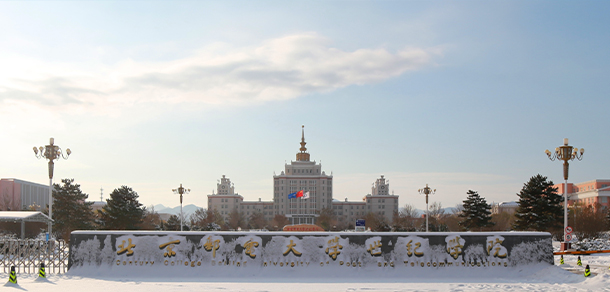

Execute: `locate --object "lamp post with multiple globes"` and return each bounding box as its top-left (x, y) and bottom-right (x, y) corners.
top-left (33, 138), bottom-right (71, 238)
top-left (172, 184), bottom-right (190, 231)
top-left (418, 184), bottom-right (435, 232)
top-left (545, 138), bottom-right (584, 250)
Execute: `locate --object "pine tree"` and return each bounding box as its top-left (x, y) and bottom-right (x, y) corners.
top-left (513, 174), bottom-right (563, 231)
top-left (100, 186), bottom-right (146, 230)
top-left (165, 215), bottom-right (181, 231)
top-left (52, 178), bottom-right (95, 239)
top-left (458, 190), bottom-right (494, 231)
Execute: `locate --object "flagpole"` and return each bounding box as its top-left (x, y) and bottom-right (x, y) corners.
top-left (298, 191), bottom-right (300, 224)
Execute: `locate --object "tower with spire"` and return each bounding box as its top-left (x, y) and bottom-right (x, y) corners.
top-left (205, 126), bottom-right (399, 228)
top-left (296, 125), bottom-right (310, 162)
top-left (273, 125), bottom-right (333, 225)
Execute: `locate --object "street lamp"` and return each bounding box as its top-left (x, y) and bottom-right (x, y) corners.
top-left (33, 137), bottom-right (71, 238)
top-left (546, 138), bottom-right (584, 247)
top-left (172, 184), bottom-right (190, 231)
top-left (418, 184), bottom-right (435, 232)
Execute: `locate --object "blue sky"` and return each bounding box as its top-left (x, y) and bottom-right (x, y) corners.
top-left (0, 1), bottom-right (608, 211)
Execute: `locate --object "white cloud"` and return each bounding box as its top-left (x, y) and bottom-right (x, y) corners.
top-left (0, 33), bottom-right (436, 113)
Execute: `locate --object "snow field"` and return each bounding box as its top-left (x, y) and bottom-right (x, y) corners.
top-left (3, 260), bottom-right (610, 292)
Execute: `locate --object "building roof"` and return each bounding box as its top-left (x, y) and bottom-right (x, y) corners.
top-left (0, 211), bottom-right (53, 223)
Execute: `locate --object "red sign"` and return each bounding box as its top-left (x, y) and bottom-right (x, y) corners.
top-left (282, 224), bottom-right (325, 232)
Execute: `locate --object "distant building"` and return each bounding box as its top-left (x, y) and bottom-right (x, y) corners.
top-left (491, 201), bottom-right (518, 215)
top-left (0, 178), bottom-right (50, 211)
top-left (207, 127), bottom-right (399, 226)
top-left (91, 201), bottom-right (107, 213)
top-left (555, 179), bottom-right (610, 209)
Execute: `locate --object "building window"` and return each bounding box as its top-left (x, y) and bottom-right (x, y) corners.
top-left (602, 197), bottom-right (608, 203)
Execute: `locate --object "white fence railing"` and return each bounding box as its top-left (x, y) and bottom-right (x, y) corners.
top-left (0, 239), bottom-right (70, 274)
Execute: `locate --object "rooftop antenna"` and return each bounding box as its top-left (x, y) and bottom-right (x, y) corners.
top-left (100, 187), bottom-right (103, 202)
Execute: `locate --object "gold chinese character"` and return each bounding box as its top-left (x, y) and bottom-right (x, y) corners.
top-left (446, 236), bottom-right (464, 260)
top-left (243, 239), bottom-right (259, 259)
top-left (204, 237), bottom-right (221, 258)
top-left (325, 236), bottom-right (343, 260)
top-left (283, 240), bottom-right (302, 256)
top-left (159, 240), bottom-right (180, 257)
top-left (493, 246), bottom-right (507, 258)
top-left (117, 238), bottom-right (136, 256)
top-left (367, 240), bottom-right (382, 256)
top-left (487, 238), bottom-right (507, 258)
top-left (406, 240), bottom-right (424, 257)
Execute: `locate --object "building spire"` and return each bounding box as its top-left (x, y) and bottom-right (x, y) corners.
top-left (296, 125), bottom-right (310, 161)
top-left (300, 125), bottom-right (307, 152)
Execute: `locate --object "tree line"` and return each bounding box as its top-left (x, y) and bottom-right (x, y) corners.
top-left (393, 174), bottom-right (609, 240)
top-left (8, 175), bottom-right (609, 241)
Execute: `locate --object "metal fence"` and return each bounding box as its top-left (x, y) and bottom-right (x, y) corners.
top-left (0, 239), bottom-right (70, 274)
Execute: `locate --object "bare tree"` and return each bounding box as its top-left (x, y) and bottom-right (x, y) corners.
top-left (316, 208), bottom-right (337, 231)
top-left (189, 207), bottom-right (207, 230)
top-left (203, 209), bottom-right (225, 230)
top-left (271, 214), bottom-right (289, 230)
top-left (393, 204), bottom-right (421, 231)
top-left (491, 212), bottom-right (515, 231)
top-left (428, 202), bottom-right (449, 231)
top-left (139, 206), bottom-right (162, 230)
top-left (227, 209), bottom-right (246, 230)
top-left (249, 211), bottom-right (267, 230)
top-left (401, 203), bottom-right (419, 218)
top-left (570, 202), bottom-right (607, 240)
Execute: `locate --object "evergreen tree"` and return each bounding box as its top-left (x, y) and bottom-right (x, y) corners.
top-left (513, 174), bottom-right (563, 231)
top-left (165, 215), bottom-right (181, 231)
top-left (458, 190), bottom-right (494, 231)
top-left (52, 178), bottom-right (95, 239)
top-left (100, 186), bottom-right (146, 230)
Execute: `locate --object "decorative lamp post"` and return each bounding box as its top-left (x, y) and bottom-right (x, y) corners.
top-left (418, 184), bottom-right (435, 232)
top-left (545, 138), bottom-right (584, 248)
top-left (172, 184), bottom-right (190, 231)
top-left (33, 138), bottom-right (71, 238)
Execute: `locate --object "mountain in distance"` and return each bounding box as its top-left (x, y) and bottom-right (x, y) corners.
top-left (151, 204), bottom-right (203, 217)
top-left (404, 207), bottom-right (460, 217)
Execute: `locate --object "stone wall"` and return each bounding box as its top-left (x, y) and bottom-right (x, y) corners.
top-left (68, 231), bottom-right (552, 275)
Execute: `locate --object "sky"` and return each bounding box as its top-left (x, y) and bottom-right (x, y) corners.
top-left (0, 1), bottom-right (608, 211)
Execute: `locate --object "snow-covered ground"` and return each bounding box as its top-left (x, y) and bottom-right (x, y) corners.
top-left (3, 253), bottom-right (610, 291)
top-left (2, 240), bottom-right (610, 291)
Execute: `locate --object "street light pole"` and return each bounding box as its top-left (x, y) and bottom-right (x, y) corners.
top-left (546, 138), bottom-right (584, 247)
top-left (172, 184), bottom-right (190, 231)
top-left (33, 138), bottom-right (71, 238)
top-left (418, 184), bottom-right (435, 232)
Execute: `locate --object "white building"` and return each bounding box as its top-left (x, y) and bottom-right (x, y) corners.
top-left (491, 201), bottom-right (518, 215)
top-left (207, 127), bottom-right (399, 227)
